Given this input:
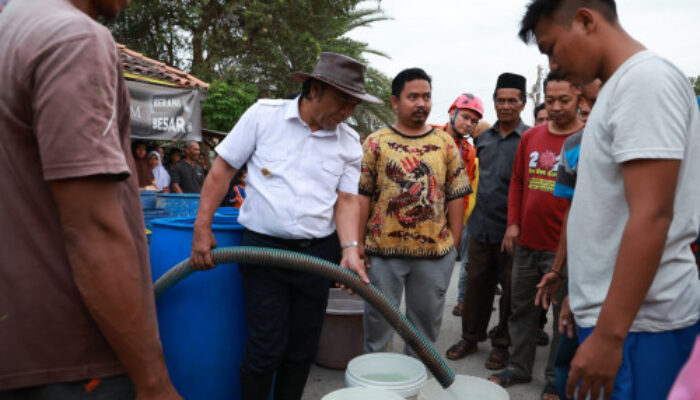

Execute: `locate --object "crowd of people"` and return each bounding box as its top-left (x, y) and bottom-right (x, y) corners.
top-left (131, 140), bottom-right (208, 193)
top-left (1, 0), bottom-right (699, 400)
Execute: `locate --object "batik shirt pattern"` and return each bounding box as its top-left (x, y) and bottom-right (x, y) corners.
top-left (359, 126), bottom-right (471, 258)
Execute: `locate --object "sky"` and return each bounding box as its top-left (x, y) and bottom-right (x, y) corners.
top-left (347, 0), bottom-right (700, 125)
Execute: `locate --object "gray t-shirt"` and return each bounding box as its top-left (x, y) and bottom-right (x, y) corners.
top-left (568, 51), bottom-right (700, 332)
top-left (171, 159), bottom-right (205, 193)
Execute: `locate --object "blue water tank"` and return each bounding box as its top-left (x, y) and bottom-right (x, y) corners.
top-left (143, 208), bottom-right (171, 231)
top-left (156, 193), bottom-right (200, 217)
top-left (215, 206), bottom-right (240, 218)
top-left (149, 216), bottom-right (247, 400)
top-left (140, 190), bottom-right (158, 210)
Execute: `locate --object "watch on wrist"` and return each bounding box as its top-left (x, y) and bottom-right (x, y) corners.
top-left (341, 240), bottom-right (359, 250)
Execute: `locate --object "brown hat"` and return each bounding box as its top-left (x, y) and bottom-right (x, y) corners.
top-left (291, 52), bottom-right (383, 105)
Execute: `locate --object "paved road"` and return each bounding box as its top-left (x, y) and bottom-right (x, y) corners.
top-left (303, 261), bottom-right (554, 400)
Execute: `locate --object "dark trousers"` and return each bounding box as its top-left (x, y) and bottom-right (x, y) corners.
top-left (0, 375), bottom-right (134, 400)
top-left (238, 229), bottom-right (339, 400)
top-left (461, 238), bottom-right (512, 348)
top-left (507, 245), bottom-right (562, 382)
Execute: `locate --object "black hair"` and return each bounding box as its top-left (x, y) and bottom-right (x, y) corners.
top-left (300, 78), bottom-right (329, 100)
top-left (543, 70), bottom-right (565, 94)
top-left (232, 165), bottom-right (248, 186)
top-left (519, 0), bottom-right (618, 44)
top-left (391, 68), bottom-right (432, 98)
top-left (543, 70), bottom-right (580, 94)
top-left (131, 140), bottom-right (147, 152)
top-left (533, 103), bottom-right (546, 119)
top-left (168, 147), bottom-right (183, 156)
top-left (147, 143), bottom-right (162, 153)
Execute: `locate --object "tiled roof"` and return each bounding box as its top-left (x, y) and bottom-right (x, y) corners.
top-left (119, 44), bottom-right (208, 90)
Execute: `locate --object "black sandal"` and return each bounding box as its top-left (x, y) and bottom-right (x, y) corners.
top-left (536, 329), bottom-right (550, 346)
top-left (445, 339), bottom-right (477, 360)
top-left (489, 369), bottom-right (532, 387)
top-left (485, 346), bottom-right (510, 370)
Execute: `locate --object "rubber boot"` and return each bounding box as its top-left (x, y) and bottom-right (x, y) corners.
top-left (273, 362), bottom-right (312, 400)
top-left (240, 369), bottom-right (274, 400)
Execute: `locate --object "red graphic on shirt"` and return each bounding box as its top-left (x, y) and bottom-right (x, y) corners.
top-left (368, 137), bottom-right (380, 155)
top-left (368, 213), bottom-right (383, 237)
top-left (385, 156), bottom-right (438, 229)
top-left (539, 150), bottom-right (558, 170)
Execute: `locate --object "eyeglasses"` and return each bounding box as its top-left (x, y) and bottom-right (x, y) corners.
top-left (495, 98), bottom-right (522, 106)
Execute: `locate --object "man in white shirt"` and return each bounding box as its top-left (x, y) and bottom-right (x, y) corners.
top-left (189, 52), bottom-right (380, 400)
top-left (519, 1), bottom-right (700, 399)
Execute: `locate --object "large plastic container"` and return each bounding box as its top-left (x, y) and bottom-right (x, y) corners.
top-left (142, 208), bottom-right (171, 231)
top-left (149, 216), bottom-right (246, 400)
top-left (315, 288), bottom-right (364, 369)
top-left (155, 193), bottom-right (200, 217)
top-left (346, 353), bottom-right (427, 398)
top-left (215, 206), bottom-right (240, 218)
top-left (323, 387), bottom-right (405, 400)
top-left (140, 190), bottom-right (157, 209)
top-left (418, 376), bottom-right (509, 400)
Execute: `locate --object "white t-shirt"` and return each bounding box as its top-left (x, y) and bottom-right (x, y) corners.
top-left (216, 97), bottom-right (362, 240)
top-left (568, 51), bottom-right (700, 332)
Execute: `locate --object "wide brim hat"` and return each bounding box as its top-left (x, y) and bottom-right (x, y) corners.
top-left (291, 52), bottom-right (383, 105)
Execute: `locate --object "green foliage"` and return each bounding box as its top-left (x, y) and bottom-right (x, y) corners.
top-left (201, 80), bottom-right (258, 132)
top-left (104, 0), bottom-right (395, 135)
top-left (690, 76), bottom-right (700, 96)
top-left (347, 67), bottom-right (395, 138)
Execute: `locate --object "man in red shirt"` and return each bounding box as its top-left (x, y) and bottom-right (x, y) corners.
top-left (492, 72), bottom-right (583, 399)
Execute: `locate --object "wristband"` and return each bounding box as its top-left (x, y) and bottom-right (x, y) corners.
top-left (341, 241), bottom-right (359, 250)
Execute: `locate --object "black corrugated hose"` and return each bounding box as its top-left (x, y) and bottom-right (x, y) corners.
top-left (153, 246), bottom-right (456, 389)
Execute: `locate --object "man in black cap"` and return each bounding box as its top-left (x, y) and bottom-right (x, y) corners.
top-left (190, 52), bottom-right (382, 399)
top-left (446, 73), bottom-right (530, 371)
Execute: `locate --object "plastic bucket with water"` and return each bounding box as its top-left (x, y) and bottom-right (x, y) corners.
top-left (156, 193), bottom-right (200, 217)
top-left (149, 215), bottom-right (246, 400)
top-left (323, 387), bottom-right (405, 400)
top-left (418, 376), bottom-right (509, 400)
top-left (315, 288), bottom-right (364, 369)
top-left (346, 353), bottom-right (427, 398)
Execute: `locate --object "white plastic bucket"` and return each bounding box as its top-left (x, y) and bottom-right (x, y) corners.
top-left (418, 375), bottom-right (510, 400)
top-left (322, 387), bottom-right (406, 400)
top-left (345, 353), bottom-right (427, 398)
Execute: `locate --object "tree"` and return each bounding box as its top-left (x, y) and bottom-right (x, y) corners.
top-left (347, 67), bottom-right (394, 139)
top-left (528, 64), bottom-right (547, 106)
top-left (200, 79), bottom-right (258, 132)
top-left (105, 1), bottom-right (395, 134)
top-left (690, 76), bottom-right (700, 96)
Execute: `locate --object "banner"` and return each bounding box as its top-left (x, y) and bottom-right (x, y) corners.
top-left (127, 80), bottom-right (203, 141)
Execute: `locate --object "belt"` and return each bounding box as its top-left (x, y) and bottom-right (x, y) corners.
top-left (247, 230), bottom-right (334, 250)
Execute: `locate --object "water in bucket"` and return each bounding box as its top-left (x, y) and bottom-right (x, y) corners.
top-left (322, 387), bottom-right (405, 400)
top-left (418, 376), bottom-right (510, 400)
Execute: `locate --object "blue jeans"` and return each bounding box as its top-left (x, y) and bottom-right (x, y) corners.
top-left (575, 321), bottom-right (699, 400)
top-left (554, 331), bottom-right (579, 400)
